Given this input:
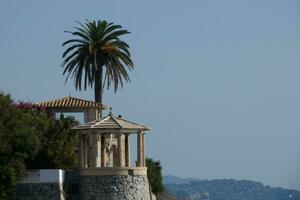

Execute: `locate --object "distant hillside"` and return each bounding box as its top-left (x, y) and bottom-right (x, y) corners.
top-left (164, 176), bottom-right (300, 200)
top-left (164, 175), bottom-right (199, 185)
top-left (156, 192), bottom-right (178, 200)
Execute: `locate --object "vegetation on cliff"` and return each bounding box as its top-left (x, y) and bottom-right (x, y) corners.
top-left (146, 158), bottom-right (178, 200)
top-left (0, 93), bottom-right (78, 199)
top-left (146, 158), bottom-right (164, 194)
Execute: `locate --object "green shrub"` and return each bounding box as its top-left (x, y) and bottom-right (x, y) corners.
top-left (25, 114), bottom-right (78, 169)
top-left (146, 158), bottom-right (164, 194)
top-left (0, 93), bottom-right (79, 199)
top-left (0, 93), bottom-right (45, 199)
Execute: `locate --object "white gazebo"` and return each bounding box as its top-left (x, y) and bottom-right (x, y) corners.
top-left (72, 109), bottom-right (150, 176)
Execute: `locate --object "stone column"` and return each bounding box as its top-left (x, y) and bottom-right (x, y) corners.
top-left (84, 109), bottom-right (98, 122)
top-left (96, 133), bottom-right (101, 167)
top-left (88, 134), bottom-right (93, 167)
top-left (113, 145), bottom-right (118, 167)
top-left (142, 133), bottom-right (146, 167)
top-left (101, 135), bottom-right (106, 167)
top-left (125, 134), bottom-right (131, 167)
top-left (83, 111), bottom-right (88, 123)
top-left (97, 108), bottom-right (101, 119)
top-left (79, 135), bottom-right (85, 168)
top-left (84, 109), bottom-right (99, 167)
top-left (90, 133), bottom-right (96, 168)
top-left (137, 131), bottom-right (143, 167)
top-left (118, 133), bottom-right (125, 167)
top-left (83, 135), bottom-right (88, 168)
top-left (89, 132), bottom-right (101, 168)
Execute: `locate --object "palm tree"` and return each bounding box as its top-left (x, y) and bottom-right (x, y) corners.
top-left (61, 20), bottom-right (134, 110)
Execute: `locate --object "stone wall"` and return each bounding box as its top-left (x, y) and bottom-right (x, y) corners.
top-left (16, 170), bottom-right (152, 200)
top-left (15, 183), bottom-right (64, 200)
top-left (64, 170), bottom-right (80, 200)
top-left (79, 175), bottom-right (151, 200)
top-left (15, 169), bottom-right (65, 200)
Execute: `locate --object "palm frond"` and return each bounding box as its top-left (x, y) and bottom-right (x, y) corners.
top-left (62, 39), bottom-right (87, 46)
top-left (61, 19), bottom-right (134, 97)
top-left (103, 30), bottom-right (130, 43)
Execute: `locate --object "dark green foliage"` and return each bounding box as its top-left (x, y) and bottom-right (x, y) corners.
top-left (166, 179), bottom-right (300, 200)
top-left (0, 93), bottom-right (79, 199)
top-left (146, 158), bottom-right (164, 194)
top-left (25, 114), bottom-right (79, 169)
top-left (0, 93), bottom-right (46, 199)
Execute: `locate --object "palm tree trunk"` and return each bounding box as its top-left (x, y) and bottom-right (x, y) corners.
top-left (94, 52), bottom-right (103, 117)
top-left (94, 68), bottom-right (103, 117)
top-left (94, 69), bottom-right (102, 104)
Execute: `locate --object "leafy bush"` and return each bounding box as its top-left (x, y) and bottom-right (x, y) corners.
top-left (0, 93), bottom-right (46, 198)
top-left (146, 158), bottom-right (164, 194)
top-left (26, 114), bottom-right (78, 169)
top-left (0, 93), bottom-right (79, 199)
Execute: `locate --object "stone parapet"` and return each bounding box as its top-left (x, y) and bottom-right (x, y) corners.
top-left (15, 169), bottom-right (65, 200)
top-left (16, 169), bottom-right (151, 200)
top-left (79, 167), bottom-right (147, 176)
top-left (15, 183), bottom-right (64, 200)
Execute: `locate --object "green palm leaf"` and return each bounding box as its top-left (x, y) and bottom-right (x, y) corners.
top-left (61, 19), bottom-right (134, 106)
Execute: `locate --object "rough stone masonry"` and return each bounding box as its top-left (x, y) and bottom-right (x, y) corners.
top-left (15, 183), bottom-right (64, 200)
top-left (16, 172), bottom-right (152, 200)
top-left (79, 174), bottom-right (151, 200)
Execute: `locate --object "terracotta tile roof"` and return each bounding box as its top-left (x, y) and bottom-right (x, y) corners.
top-left (72, 111), bottom-right (150, 132)
top-left (35, 96), bottom-right (106, 109)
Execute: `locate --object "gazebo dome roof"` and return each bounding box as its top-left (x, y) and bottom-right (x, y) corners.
top-left (72, 110), bottom-right (150, 133)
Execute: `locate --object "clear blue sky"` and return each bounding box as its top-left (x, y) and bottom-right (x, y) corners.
top-left (0, 0), bottom-right (300, 190)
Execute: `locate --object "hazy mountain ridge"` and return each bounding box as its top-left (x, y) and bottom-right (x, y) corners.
top-left (164, 175), bottom-right (200, 185)
top-left (164, 176), bottom-right (300, 200)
